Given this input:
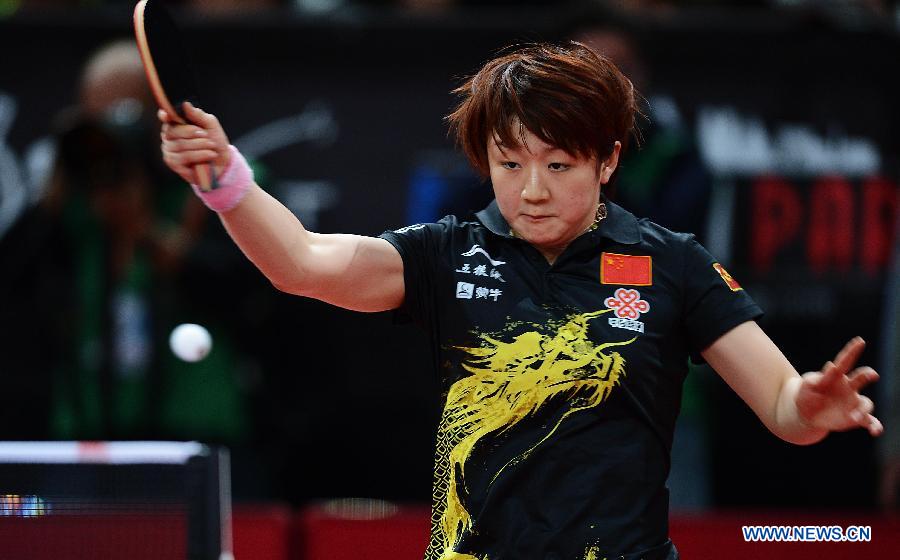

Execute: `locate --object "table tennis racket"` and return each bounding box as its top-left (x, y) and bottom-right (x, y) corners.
top-left (134, 0), bottom-right (217, 191)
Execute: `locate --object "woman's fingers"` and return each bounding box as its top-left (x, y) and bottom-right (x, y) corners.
top-left (832, 337), bottom-right (865, 373)
top-left (847, 367), bottom-right (879, 392)
top-left (849, 395), bottom-right (874, 423)
top-left (804, 337), bottom-right (881, 438)
top-left (162, 137), bottom-right (219, 153)
top-left (163, 148), bottom-right (219, 168)
top-left (818, 337), bottom-right (865, 390)
top-left (848, 396), bottom-right (881, 437)
top-left (866, 415), bottom-right (884, 437)
top-left (158, 103), bottom-right (230, 183)
top-left (857, 395), bottom-right (874, 416)
top-left (183, 102), bottom-right (217, 127)
top-left (158, 104), bottom-right (222, 136)
top-left (162, 123), bottom-right (208, 141)
top-left (813, 361), bottom-right (835, 388)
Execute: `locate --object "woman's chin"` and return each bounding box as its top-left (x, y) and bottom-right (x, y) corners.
top-left (515, 226), bottom-right (566, 250)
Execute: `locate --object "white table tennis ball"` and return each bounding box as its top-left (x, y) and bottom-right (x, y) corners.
top-left (169, 323), bottom-right (212, 362)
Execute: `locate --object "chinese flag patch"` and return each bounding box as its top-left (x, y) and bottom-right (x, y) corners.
top-left (600, 253), bottom-right (652, 286)
top-left (713, 263), bottom-right (743, 292)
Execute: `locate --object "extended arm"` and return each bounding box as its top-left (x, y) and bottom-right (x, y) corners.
top-left (160, 103), bottom-right (404, 312)
top-left (701, 321), bottom-right (882, 445)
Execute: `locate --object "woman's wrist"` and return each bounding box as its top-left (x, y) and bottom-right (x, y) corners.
top-left (783, 376), bottom-right (829, 444)
top-left (191, 145), bottom-right (254, 212)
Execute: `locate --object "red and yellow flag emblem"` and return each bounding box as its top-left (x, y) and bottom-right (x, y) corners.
top-left (600, 253), bottom-right (652, 286)
top-left (713, 263), bottom-right (742, 291)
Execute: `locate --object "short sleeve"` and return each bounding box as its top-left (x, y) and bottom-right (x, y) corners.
top-left (682, 236), bottom-right (763, 362)
top-left (378, 218), bottom-right (453, 329)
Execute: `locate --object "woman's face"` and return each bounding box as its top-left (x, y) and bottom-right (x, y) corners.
top-left (488, 128), bottom-right (620, 262)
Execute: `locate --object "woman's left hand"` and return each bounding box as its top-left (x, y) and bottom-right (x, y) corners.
top-left (796, 337), bottom-right (883, 436)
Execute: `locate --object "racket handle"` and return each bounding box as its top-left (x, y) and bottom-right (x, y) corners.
top-left (193, 162), bottom-right (218, 192)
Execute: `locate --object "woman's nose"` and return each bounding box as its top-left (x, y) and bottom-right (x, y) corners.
top-left (521, 166), bottom-right (550, 202)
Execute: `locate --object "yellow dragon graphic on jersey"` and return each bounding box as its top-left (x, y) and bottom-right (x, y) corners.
top-left (428, 309), bottom-right (635, 560)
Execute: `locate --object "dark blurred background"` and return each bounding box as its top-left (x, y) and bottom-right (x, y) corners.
top-left (0, 0), bottom-right (898, 522)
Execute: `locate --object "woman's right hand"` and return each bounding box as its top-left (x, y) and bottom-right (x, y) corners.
top-left (159, 102), bottom-right (231, 185)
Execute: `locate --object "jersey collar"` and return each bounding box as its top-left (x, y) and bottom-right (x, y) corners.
top-left (475, 196), bottom-right (642, 246)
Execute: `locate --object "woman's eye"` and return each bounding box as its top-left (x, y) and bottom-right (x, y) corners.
top-left (501, 162), bottom-right (519, 169)
top-left (548, 162), bottom-right (570, 171)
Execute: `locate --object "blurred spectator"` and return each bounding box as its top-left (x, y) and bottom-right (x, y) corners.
top-left (0, 40), bottom-right (251, 445)
top-left (576, 28), bottom-right (711, 253)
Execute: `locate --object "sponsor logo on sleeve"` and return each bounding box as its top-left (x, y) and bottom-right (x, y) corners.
top-left (713, 263), bottom-right (743, 291)
top-left (601, 253), bottom-right (652, 286)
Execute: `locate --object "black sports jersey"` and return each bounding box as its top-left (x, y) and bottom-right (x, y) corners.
top-left (380, 197), bottom-right (762, 560)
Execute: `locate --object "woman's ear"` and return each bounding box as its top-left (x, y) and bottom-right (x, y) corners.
top-left (599, 141), bottom-right (622, 185)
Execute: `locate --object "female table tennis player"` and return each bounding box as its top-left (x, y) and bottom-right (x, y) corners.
top-left (159, 42), bottom-right (882, 560)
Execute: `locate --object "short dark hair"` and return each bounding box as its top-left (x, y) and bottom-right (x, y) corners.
top-left (447, 41), bottom-right (641, 178)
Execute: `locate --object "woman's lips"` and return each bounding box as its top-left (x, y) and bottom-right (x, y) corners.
top-left (522, 214), bottom-right (552, 221)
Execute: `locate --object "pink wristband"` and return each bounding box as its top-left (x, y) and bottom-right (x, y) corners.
top-left (191, 145), bottom-right (254, 212)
